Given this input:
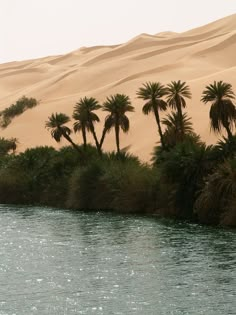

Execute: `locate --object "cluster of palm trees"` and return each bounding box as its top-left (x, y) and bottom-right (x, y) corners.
top-left (137, 80), bottom-right (192, 149)
top-left (46, 80), bottom-right (236, 155)
top-left (45, 94), bottom-right (134, 155)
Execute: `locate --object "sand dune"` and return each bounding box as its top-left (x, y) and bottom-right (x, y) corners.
top-left (0, 14), bottom-right (236, 161)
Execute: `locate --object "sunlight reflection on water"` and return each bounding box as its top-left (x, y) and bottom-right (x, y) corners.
top-left (0, 205), bottom-right (235, 314)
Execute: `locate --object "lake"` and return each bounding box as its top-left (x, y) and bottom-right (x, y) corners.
top-left (0, 205), bottom-right (235, 314)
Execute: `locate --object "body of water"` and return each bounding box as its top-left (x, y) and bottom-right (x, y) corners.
top-left (0, 205), bottom-right (235, 314)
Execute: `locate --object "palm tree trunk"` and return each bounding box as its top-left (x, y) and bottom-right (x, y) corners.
top-left (81, 126), bottom-right (87, 149)
top-left (61, 129), bottom-right (82, 154)
top-left (179, 112), bottom-right (184, 142)
top-left (99, 127), bottom-right (107, 150)
top-left (176, 99), bottom-right (184, 141)
top-left (90, 123), bottom-right (102, 155)
top-left (115, 119), bottom-right (120, 154)
top-left (153, 106), bottom-right (165, 149)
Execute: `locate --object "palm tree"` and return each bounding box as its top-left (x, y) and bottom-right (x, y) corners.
top-left (137, 82), bottom-right (167, 148)
top-left (166, 80), bottom-right (192, 140)
top-left (100, 94), bottom-right (134, 154)
top-left (45, 113), bottom-right (81, 153)
top-left (73, 97), bottom-right (101, 153)
top-left (156, 141), bottom-right (214, 218)
top-left (201, 81), bottom-right (236, 141)
top-left (162, 111), bottom-right (195, 147)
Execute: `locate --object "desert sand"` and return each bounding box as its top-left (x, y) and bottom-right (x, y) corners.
top-left (0, 14), bottom-right (236, 161)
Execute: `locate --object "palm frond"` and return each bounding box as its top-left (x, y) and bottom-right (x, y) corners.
top-left (120, 115), bottom-right (130, 133)
top-left (166, 80), bottom-right (191, 110)
top-left (142, 101), bottom-right (153, 115)
top-left (137, 82), bottom-right (167, 100)
top-left (201, 81), bottom-right (235, 103)
top-left (104, 115), bottom-right (115, 132)
top-left (45, 113), bottom-right (70, 129)
top-left (73, 121), bottom-right (83, 133)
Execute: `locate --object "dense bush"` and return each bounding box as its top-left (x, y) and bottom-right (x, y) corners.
top-left (0, 141), bottom-right (235, 227)
top-left (153, 141), bottom-right (216, 220)
top-left (0, 168), bottom-right (30, 204)
top-left (194, 159), bottom-right (236, 225)
top-left (0, 137), bottom-right (18, 155)
top-left (0, 146), bottom-right (80, 206)
top-left (67, 154), bottom-right (159, 213)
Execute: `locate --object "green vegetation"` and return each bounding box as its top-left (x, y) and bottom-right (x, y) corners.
top-left (0, 96), bottom-right (38, 128)
top-left (0, 137), bottom-right (18, 155)
top-left (0, 83), bottom-right (236, 228)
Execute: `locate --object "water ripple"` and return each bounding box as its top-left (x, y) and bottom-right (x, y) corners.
top-left (0, 205), bottom-right (235, 314)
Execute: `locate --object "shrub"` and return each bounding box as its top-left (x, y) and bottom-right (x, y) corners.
top-left (0, 96), bottom-right (38, 128)
top-left (0, 168), bottom-right (30, 204)
top-left (195, 158), bottom-right (236, 225)
top-left (0, 137), bottom-right (18, 155)
top-left (67, 154), bottom-right (160, 214)
top-left (155, 141), bottom-right (215, 219)
top-left (67, 160), bottom-right (111, 210)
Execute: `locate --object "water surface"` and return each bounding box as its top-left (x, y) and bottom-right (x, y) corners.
top-left (0, 205), bottom-right (235, 314)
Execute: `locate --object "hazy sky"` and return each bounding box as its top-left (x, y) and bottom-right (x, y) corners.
top-left (1, 0), bottom-right (236, 63)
